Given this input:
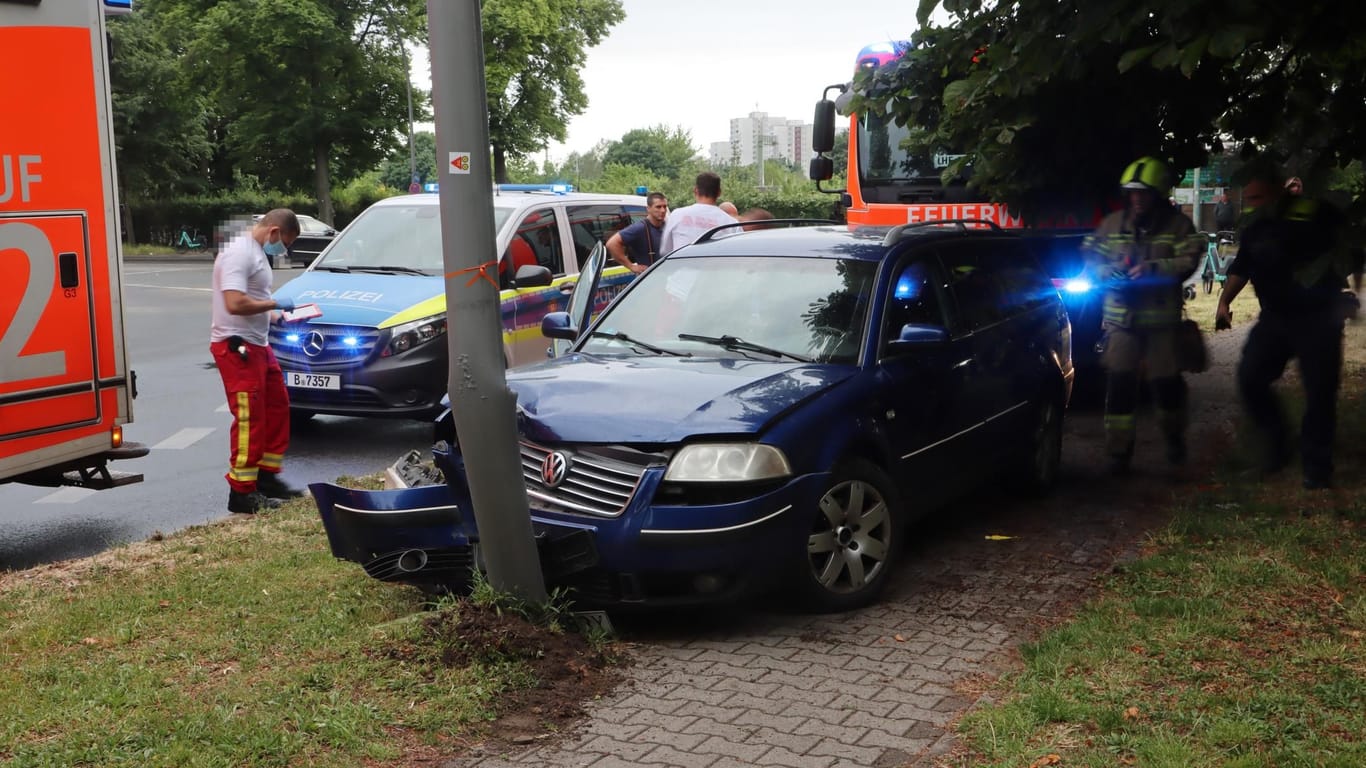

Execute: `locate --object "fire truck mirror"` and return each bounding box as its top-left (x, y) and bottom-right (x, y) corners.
top-left (809, 156), bottom-right (834, 183)
top-left (812, 99), bottom-right (837, 153)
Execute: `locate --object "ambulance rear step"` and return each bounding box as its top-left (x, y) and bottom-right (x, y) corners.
top-left (9, 442), bottom-right (149, 489)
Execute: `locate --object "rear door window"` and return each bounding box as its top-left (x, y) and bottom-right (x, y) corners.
top-left (566, 203), bottom-right (644, 272)
top-left (983, 239), bottom-right (1056, 314)
top-left (938, 242), bottom-right (1004, 333)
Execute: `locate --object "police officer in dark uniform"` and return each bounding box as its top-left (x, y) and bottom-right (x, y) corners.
top-left (1215, 160), bottom-right (1361, 489)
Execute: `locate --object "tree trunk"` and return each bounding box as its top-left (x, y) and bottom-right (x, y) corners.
top-left (493, 143), bottom-right (507, 184)
top-left (314, 143), bottom-right (334, 225)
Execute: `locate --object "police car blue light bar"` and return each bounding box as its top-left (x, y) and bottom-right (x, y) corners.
top-left (494, 183), bottom-right (575, 194)
top-left (104, 0), bottom-right (133, 16)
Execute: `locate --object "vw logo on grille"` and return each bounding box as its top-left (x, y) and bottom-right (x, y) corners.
top-left (541, 451), bottom-right (570, 489)
top-left (302, 331), bottom-right (326, 358)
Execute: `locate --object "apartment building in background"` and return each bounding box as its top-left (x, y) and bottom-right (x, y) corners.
top-left (708, 111), bottom-right (813, 170)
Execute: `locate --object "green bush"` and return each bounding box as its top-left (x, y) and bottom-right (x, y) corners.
top-left (126, 178), bottom-right (402, 246)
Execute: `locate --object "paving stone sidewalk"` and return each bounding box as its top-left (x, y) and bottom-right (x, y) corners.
top-left (456, 329), bottom-right (1247, 768)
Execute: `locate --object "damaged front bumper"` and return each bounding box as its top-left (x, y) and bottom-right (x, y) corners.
top-left (310, 446), bottom-right (602, 593)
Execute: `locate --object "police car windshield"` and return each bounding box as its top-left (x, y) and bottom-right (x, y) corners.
top-left (315, 203), bottom-right (515, 274)
top-left (580, 256), bottom-right (876, 365)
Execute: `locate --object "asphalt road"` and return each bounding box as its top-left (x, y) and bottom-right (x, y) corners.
top-left (0, 259), bottom-right (432, 571)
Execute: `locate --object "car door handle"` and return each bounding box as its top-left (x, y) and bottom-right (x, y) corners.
top-left (559, 281), bottom-right (576, 294)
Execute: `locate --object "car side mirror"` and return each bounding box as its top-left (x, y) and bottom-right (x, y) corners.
top-left (541, 311), bottom-right (578, 341)
top-left (514, 264), bottom-right (553, 288)
top-left (886, 323), bottom-right (948, 354)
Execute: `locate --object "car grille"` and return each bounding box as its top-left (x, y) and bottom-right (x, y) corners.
top-left (269, 324), bottom-right (382, 366)
top-left (520, 442), bottom-right (651, 518)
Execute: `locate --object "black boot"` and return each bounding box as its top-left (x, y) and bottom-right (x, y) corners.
top-left (257, 472), bottom-right (305, 499)
top-left (228, 490), bottom-right (282, 514)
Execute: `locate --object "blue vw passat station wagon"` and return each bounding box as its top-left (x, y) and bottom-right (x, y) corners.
top-left (312, 222), bottom-right (1074, 612)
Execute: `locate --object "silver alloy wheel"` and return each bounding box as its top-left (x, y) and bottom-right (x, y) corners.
top-left (807, 479), bottom-right (893, 594)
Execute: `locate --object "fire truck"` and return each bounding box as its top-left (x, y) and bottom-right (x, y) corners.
top-left (1, 0), bottom-right (147, 489)
top-left (808, 41), bottom-right (1106, 373)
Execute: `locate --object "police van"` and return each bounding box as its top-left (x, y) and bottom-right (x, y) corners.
top-left (269, 187), bottom-right (646, 421)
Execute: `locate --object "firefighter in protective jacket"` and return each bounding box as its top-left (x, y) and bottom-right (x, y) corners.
top-left (1082, 157), bottom-right (1203, 474)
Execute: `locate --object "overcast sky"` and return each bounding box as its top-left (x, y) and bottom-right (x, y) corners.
top-left (415, 0), bottom-right (940, 163)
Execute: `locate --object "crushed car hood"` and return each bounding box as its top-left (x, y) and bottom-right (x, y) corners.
top-left (508, 355), bottom-right (855, 443)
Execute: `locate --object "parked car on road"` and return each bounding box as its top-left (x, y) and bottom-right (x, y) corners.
top-left (312, 220), bottom-right (1075, 612)
top-left (287, 214), bottom-right (337, 267)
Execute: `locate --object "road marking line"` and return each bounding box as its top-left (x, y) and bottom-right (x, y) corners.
top-left (34, 487), bottom-right (98, 504)
top-left (125, 283), bottom-right (214, 292)
top-left (152, 427), bottom-right (216, 450)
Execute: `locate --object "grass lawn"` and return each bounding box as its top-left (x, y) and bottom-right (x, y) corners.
top-left (946, 315), bottom-right (1366, 767)
top-left (0, 475), bottom-right (618, 767)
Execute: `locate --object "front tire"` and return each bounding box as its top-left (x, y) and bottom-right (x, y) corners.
top-left (792, 459), bottom-right (902, 613)
top-left (1010, 395), bottom-right (1063, 496)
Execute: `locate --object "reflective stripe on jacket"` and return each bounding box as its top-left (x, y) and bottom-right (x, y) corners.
top-left (1082, 204), bottom-right (1202, 329)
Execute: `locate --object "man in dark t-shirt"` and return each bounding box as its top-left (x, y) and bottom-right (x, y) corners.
top-left (607, 192), bottom-right (668, 274)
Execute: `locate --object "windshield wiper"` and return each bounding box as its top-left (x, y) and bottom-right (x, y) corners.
top-left (677, 333), bottom-right (811, 362)
top-left (313, 264), bottom-right (351, 273)
top-left (590, 330), bottom-right (691, 357)
top-left (349, 265), bottom-right (430, 275)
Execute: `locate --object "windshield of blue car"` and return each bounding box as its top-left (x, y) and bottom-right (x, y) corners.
top-left (314, 204), bottom-right (515, 274)
top-left (581, 256), bottom-right (877, 364)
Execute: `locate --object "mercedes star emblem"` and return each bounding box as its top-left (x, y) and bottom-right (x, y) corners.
top-left (302, 330), bottom-right (326, 358)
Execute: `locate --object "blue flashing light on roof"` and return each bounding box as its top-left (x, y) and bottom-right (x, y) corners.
top-left (634, 185), bottom-right (648, 196)
top-left (423, 183), bottom-right (439, 192)
top-left (104, 0), bottom-right (134, 15)
top-left (856, 40), bottom-right (909, 71)
top-left (495, 183), bottom-right (575, 194)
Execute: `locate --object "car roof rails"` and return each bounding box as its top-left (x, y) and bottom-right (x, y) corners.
top-left (881, 218), bottom-right (1003, 247)
top-left (693, 218), bottom-right (840, 245)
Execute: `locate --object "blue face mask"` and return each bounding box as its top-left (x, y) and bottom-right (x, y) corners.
top-left (263, 236), bottom-right (287, 257)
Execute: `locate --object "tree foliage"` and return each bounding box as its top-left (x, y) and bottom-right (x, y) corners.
top-left (855, 0), bottom-right (1366, 222)
top-left (378, 131), bottom-right (438, 189)
top-left (603, 125), bottom-right (698, 180)
top-left (481, 0), bottom-right (625, 182)
top-left (107, 11), bottom-right (214, 201)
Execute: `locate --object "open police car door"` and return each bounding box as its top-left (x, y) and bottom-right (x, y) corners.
top-left (551, 240), bottom-right (608, 358)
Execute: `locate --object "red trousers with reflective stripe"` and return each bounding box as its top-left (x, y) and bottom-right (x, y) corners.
top-left (211, 340), bottom-right (290, 493)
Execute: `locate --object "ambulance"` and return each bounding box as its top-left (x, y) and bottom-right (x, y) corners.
top-left (0, 0), bottom-right (147, 489)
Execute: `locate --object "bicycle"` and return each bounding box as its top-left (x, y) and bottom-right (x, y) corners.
top-left (175, 225), bottom-right (208, 250)
top-left (1197, 230), bottom-right (1235, 295)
